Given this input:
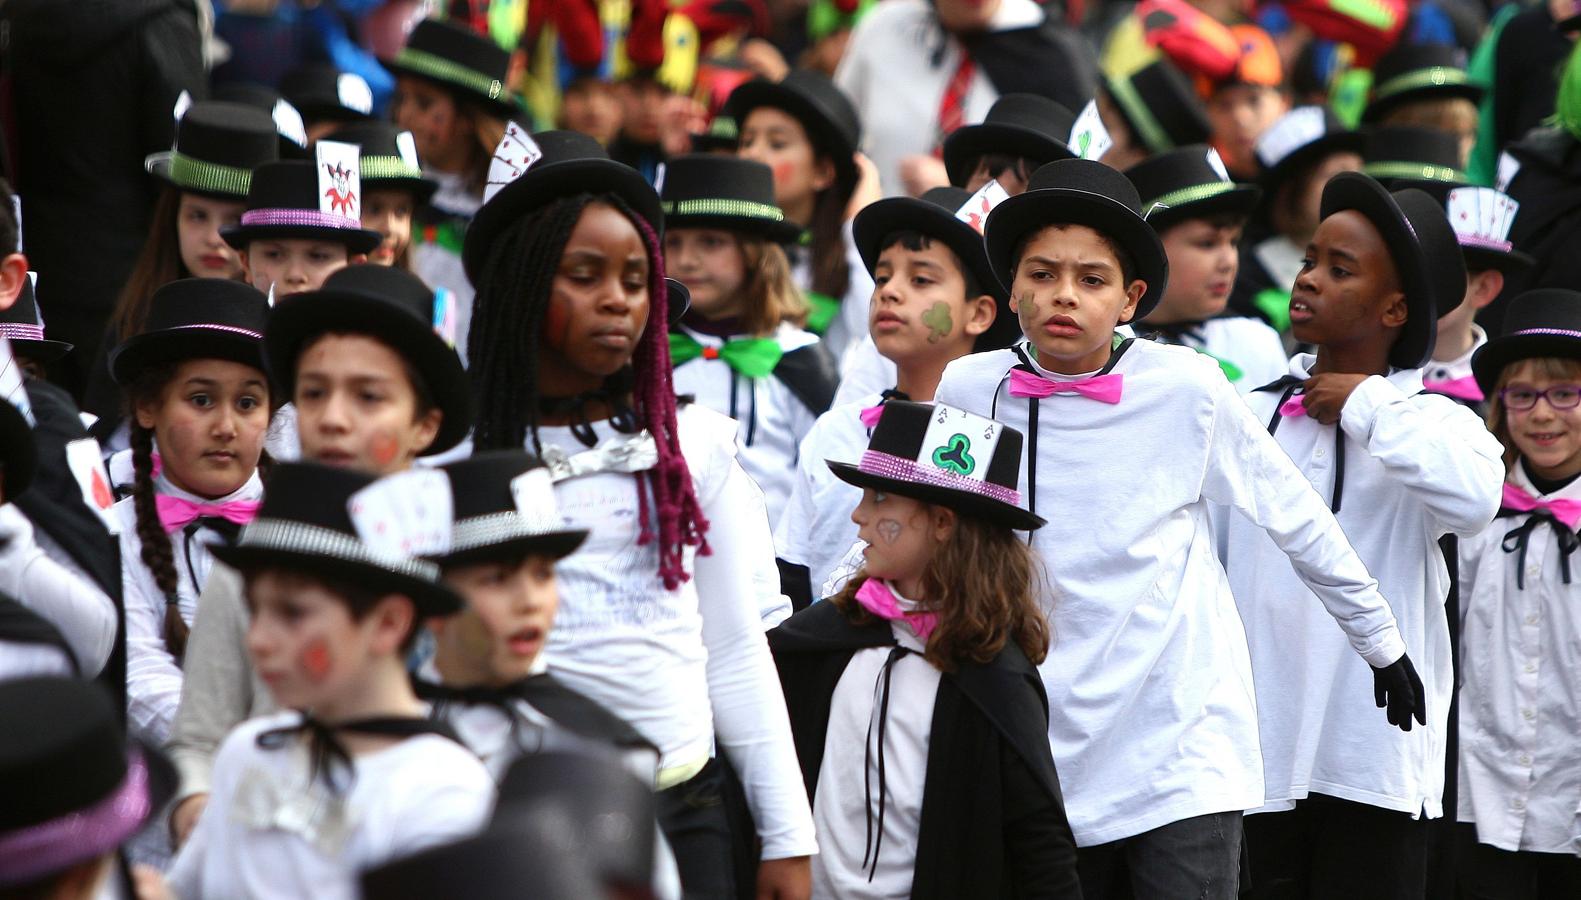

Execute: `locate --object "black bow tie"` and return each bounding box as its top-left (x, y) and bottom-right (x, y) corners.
top-left (1498, 508), bottom-right (1581, 590)
top-left (255, 714), bottom-right (461, 792)
top-left (186, 516), bottom-right (242, 545)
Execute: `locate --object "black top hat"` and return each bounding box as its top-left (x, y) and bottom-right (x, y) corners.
top-left (1442, 185), bottom-right (1535, 276)
top-left (322, 121), bottom-right (439, 202)
top-left (941, 94), bottom-right (1076, 189)
top-left (433, 451), bottom-right (589, 567)
top-left (492, 752), bottom-right (657, 890)
top-left (221, 160), bottom-right (384, 254)
top-left (692, 112), bottom-right (740, 152)
top-left (666, 277), bottom-right (691, 325)
top-left (1361, 125), bottom-right (1469, 196)
top-left (463, 130), bottom-right (663, 284)
top-left (0, 400), bottom-right (34, 503)
top-left (0, 677), bottom-right (176, 888)
top-left (827, 400), bottom-right (1044, 531)
top-left (360, 819), bottom-right (602, 900)
top-left (145, 101), bottom-right (280, 200)
top-left (727, 70), bottom-right (862, 191)
top-left (0, 274), bottom-right (71, 363)
top-left (1319, 173), bottom-right (1467, 369)
top-left (1253, 105), bottom-right (1367, 195)
top-left (210, 462), bottom-right (464, 615)
top-left (381, 19), bottom-right (519, 120)
top-left (1102, 59), bottom-right (1211, 155)
top-left (265, 265), bottom-right (472, 455)
top-left (281, 63), bottom-right (376, 124)
top-left (211, 83), bottom-right (311, 158)
top-left (661, 154), bottom-right (800, 243)
top-left (109, 278), bottom-right (270, 385)
top-left (1471, 289), bottom-right (1581, 396)
top-left (983, 158), bottom-right (1171, 320)
top-left (1127, 145), bottom-right (1262, 232)
top-left (853, 186), bottom-right (1020, 352)
top-left (1362, 44), bottom-right (1483, 123)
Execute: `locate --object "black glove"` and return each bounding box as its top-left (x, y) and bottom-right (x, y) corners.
top-left (1371, 653), bottom-right (1428, 732)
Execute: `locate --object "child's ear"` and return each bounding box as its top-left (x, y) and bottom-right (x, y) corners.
top-left (0, 253), bottom-right (27, 312)
top-left (133, 394), bottom-right (161, 430)
top-left (409, 408), bottom-right (443, 458)
top-left (1470, 270), bottom-right (1504, 311)
top-left (812, 155), bottom-right (837, 193)
top-left (931, 505), bottom-right (957, 543)
top-left (1381, 291), bottom-right (1409, 329)
top-left (369, 594), bottom-right (417, 655)
top-left (349, 253), bottom-right (368, 265)
top-left (1118, 279), bottom-right (1146, 324)
top-left (239, 250), bottom-right (253, 283)
top-left (964, 293), bottom-right (996, 338)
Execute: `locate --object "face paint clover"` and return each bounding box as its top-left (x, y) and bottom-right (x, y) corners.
top-left (931, 433), bottom-right (975, 475)
top-left (922, 301), bottom-right (953, 343)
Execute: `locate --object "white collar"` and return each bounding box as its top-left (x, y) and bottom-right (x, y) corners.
top-left (1286, 352), bottom-right (1425, 394)
top-left (884, 582), bottom-right (930, 653)
top-left (156, 467), bottom-right (264, 505)
top-left (1511, 460), bottom-right (1581, 502)
top-left (1021, 340), bottom-right (1105, 381)
top-left (1430, 324), bottom-right (1487, 373)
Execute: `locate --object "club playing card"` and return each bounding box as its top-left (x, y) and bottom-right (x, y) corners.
top-left (483, 121), bottom-right (543, 204)
top-left (1068, 99), bottom-right (1113, 162)
top-left (955, 179), bottom-right (1009, 235)
top-left (920, 404), bottom-right (1002, 482)
top-left (316, 140), bottom-right (362, 222)
top-left (348, 469), bottom-right (453, 559)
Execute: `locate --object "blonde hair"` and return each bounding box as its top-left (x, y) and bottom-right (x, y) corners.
top-left (1381, 99), bottom-right (1478, 141)
top-left (736, 235), bottom-right (809, 336)
top-left (1486, 356), bottom-right (1581, 471)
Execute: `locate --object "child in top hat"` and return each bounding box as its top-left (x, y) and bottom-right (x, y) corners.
top-left (777, 184), bottom-right (1017, 606)
top-left (108, 279), bottom-right (273, 750)
top-left (165, 264), bottom-right (472, 845)
top-left (1125, 145), bottom-right (1286, 393)
top-left (1222, 174), bottom-right (1504, 899)
top-left (0, 272), bottom-right (70, 379)
top-left (769, 400), bottom-right (1080, 898)
top-left (1425, 186), bottom-right (1534, 409)
top-left (662, 153), bottom-right (837, 517)
top-left (211, 83), bottom-right (312, 160)
top-left (280, 62), bottom-right (376, 144)
top-left (462, 129), bottom-right (815, 895)
top-left (222, 155), bottom-right (381, 298)
top-left (1099, 58), bottom-right (1213, 172)
top-left (0, 677), bottom-right (176, 899)
top-left (732, 71), bottom-right (875, 365)
top-left (1363, 44), bottom-right (1482, 167)
top-left (934, 157), bottom-right (1426, 896)
top-left (1201, 25), bottom-right (1289, 181)
top-left (322, 122), bottom-right (439, 272)
top-left (1361, 124), bottom-right (1472, 199)
top-left (166, 463), bottom-right (494, 900)
top-left (940, 93), bottom-right (1075, 196)
top-left (1454, 289), bottom-right (1581, 894)
top-left (1231, 105), bottom-right (1364, 331)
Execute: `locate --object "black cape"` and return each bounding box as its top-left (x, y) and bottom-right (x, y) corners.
top-left (769, 601), bottom-right (1082, 899)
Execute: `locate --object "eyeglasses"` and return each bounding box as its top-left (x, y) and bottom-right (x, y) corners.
top-left (1499, 384), bottom-right (1581, 411)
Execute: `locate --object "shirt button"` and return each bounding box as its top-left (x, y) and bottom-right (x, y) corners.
top-left (1513, 799), bottom-right (1527, 811)
top-left (1519, 754), bottom-right (1532, 766)
top-left (1523, 708), bottom-right (1537, 720)
top-left (1315, 448), bottom-right (1326, 459)
top-left (1527, 614), bottom-right (1540, 625)
top-left (1526, 661), bottom-right (1538, 674)
top-left (1527, 566), bottom-right (1541, 578)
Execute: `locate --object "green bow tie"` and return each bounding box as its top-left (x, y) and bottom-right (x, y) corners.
top-left (804, 291), bottom-right (839, 335)
top-left (669, 332), bottom-right (784, 378)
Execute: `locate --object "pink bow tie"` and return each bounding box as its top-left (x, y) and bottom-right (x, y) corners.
top-left (1008, 368), bottom-right (1124, 403)
top-left (156, 495), bottom-right (261, 534)
top-left (859, 404), bottom-right (885, 427)
top-left (1424, 375), bottom-right (1484, 403)
top-left (1502, 483), bottom-right (1581, 530)
top-left (1279, 393), bottom-right (1308, 417)
top-left (855, 578), bottom-right (938, 640)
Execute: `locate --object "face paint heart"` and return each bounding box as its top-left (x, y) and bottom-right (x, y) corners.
top-left (300, 639), bottom-right (333, 682)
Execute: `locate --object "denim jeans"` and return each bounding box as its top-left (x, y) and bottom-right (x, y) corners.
top-left (656, 758), bottom-right (737, 899)
top-left (1076, 810), bottom-right (1244, 899)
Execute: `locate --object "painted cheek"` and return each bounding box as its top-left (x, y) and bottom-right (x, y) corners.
top-left (300, 638), bottom-right (333, 682)
top-left (875, 518), bottom-right (904, 545)
top-left (369, 429), bottom-right (403, 468)
top-left (542, 297), bottom-right (572, 352)
top-left (772, 162), bottom-right (795, 187)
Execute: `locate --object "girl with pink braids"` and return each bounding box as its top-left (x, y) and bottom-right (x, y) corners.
top-left (462, 130), bottom-right (818, 900)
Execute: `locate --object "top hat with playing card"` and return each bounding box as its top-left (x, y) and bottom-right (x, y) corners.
top-left (432, 451), bottom-right (589, 567)
top-left (1361, 125), bottom-right (1469, 199)
top-left (1443, 186), bottom-right (1534, 276)
top-left (281, 63), bottom-right (376, 126)
top-left (1102, 59), bottom-right (1211, 155)
top-left (322, 122), bottom-right (439, 202)
top-left (827, 400), bottom-right (1044, 530)
top-left (210, 462), bottom-right (464, 616)
top-left (265, 264), bottom-right (472, 455)
top-left (221, 155), bottom-right (383, 254)
top-left (853, 185), bottom-right (1020, 352)
top-left (1253, 106), bottom-right (1366, 196)
top-left (211, 83), bottom-right (311, 159)
top-left (660, 155), bottom-right (801, 243)
top-left (381, 19), bottom-right (520, 120)
top-left (108, 278), bottom-right (270, 385)
top-left (726, 70), bottom-right (862, 191)
top-left (0, 274), bottom-right (71, 364)
top-left (1362, 43), bottom-right (1482, 123)
top-left (1471, 289), bottom-right (1581, 395)
top-left (1126, 144), bottom-right (1262, 232)
top-left (941, 94), bottom-right (1077, 189)
top-left (144, 101), bottom-right (281, 201)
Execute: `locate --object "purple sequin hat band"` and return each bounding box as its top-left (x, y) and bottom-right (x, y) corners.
top-left (1513, 327), bottom-right (1581, 339)
top-left (859, 450), bottom-right (1022, 506)
top-left (167, 323), bottom-right (264, 340)
top-left (0, 752), bottom-right (151, 887)
top-left (0, 323), bottom-right (43, 341)
top-left (240, 208), bottom-right (361, 230)
top-left (1459, 234), bottom-right (1514, 253)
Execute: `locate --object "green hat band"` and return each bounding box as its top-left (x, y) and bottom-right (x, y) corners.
top-left (707, 117), bottom-right (739, 140)
top-left (361, 155), bottom-right (425, 181)
top-left (663, 197), bottom-right (785, 223)
top-left (395, 47), bottom-right (508, 103)
top-left (1362, 160), bottom-right (1467, 183)
top-left (168, 152), bottom-right (253, 197)
top-left (1109, 75), bottom-right (1173, 154)
top-left (1373, 66), bottom-right (1471, 102)
top-left (1142, 181), bottom-right (1238, 219)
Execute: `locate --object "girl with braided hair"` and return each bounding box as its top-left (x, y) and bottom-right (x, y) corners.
top-left (463, 130), bottom-right (817, 899)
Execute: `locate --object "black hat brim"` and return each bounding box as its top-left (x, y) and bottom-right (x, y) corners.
top-left (942, 124), bottom-right (1075, 189)
top-left (852, 197), bottom-right (1021, 352)
top-left (379, 60), bottom-right (521, 121)
top-left (464, 158), bottom-right (663, 285)
top-left (292, 99), bottom-right (376, 125)
top-left (1143, 185), bottom-right (1262, 232)
top-left (1461, 244), bottom-right (1535, 277)
top-left (209, 544), bottom-right (463, 616)
top-left (1258, 131), bottom-right (1368, 195)
top-left (728, 80), bottom-right (858, 190)
top-left (1362, 83), bottom-right (1485, 124)
top-left (1472, 334), bottom-right (1581, 397)
top-left (221, 223), bottom-right (384, 255)
top-left (827, 460), bottom-right (1046, 531)
top-left (265, 292), bottom-right (473, 455)
top-left (665, 211), bottom-right (803, 244)
top-left (983, 187), bottom-right (1169, 320)
top-left (109, 330), bottom-right (266, 386)
top-left (7, 338), bottom-right (72, 364)
top-left (437, 529), bottom-right (590, 569)
top-left (364, 175), bottom-right (441, 204)
top-left (145, 153), bottom-right (253, 203)
top-left (0, 400), bottom-right (35, 503)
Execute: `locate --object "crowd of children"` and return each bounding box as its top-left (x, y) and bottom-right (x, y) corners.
top-left (0, 2), bottom-right (1579, 899)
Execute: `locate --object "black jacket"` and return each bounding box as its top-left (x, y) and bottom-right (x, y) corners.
top-left (769, 601), bottom-right (1082, 899)
top-left (1496, 125), bottom-right (1581, 334)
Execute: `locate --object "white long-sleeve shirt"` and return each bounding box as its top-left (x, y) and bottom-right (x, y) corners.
top-left (1137, 316), bottom-right (1290, 395)
top-left (115, 470), bottom-right (264, 745)
top-left (934, 339), bottom-right (1408, 846)
top-left (789, 222), bottom-right (876, 367)
top-left (0, 504), bottom-right (117, 675)
top-left (535, 403), bottom-right (816, 860)
top-left (774, 395), bottom-right (875, 596)
top-left (1457, 464), bottom-right (1581, 854)
top-left (1225, 355), bottom-right (1503, 819)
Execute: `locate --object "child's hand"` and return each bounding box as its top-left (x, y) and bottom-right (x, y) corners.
top-left (844, 153), bottom-right (883, 222)
top-left (170, 793), bottom-right (208, 847)
top-left (1300, 373), bottom-right (1370, 425)
top-left (756, 855), bottom-right (811, 899)
top-left (132, 864), bottom-right (175, 900)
